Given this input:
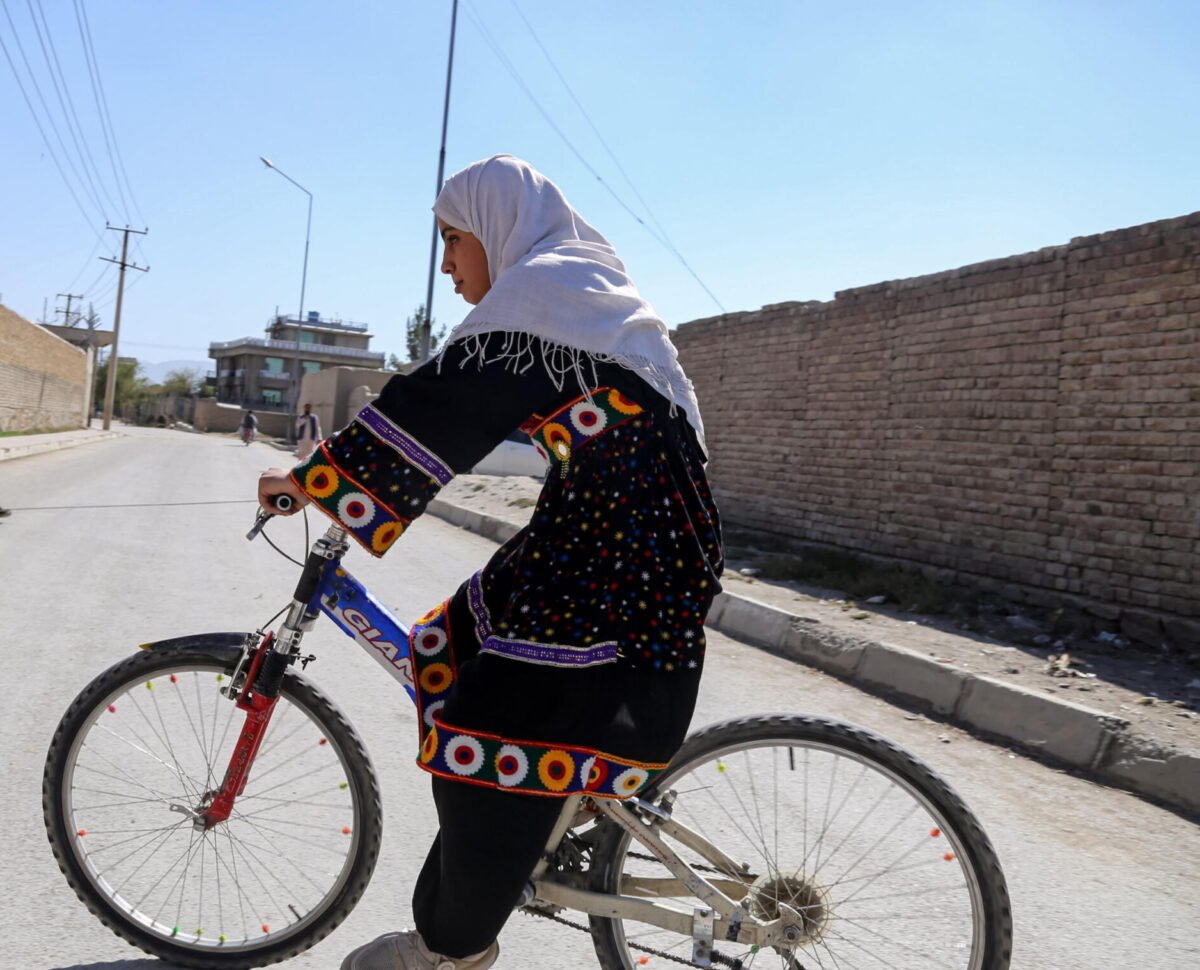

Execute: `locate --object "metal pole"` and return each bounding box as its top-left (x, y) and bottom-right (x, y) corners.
top-left (99, 226), bottom-right (148, 430)
top-left (102, 231), bottom-right (130, 430)
top-left (259, 157), bottom-right (312, 440)
top-left (419, 0), bottom-right (459, 364)
top-left (293, 190), bottom-right (312, 436)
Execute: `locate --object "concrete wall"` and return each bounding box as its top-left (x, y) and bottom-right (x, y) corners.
top-left (193, 399), bottom-right (291, 437)
top-left (298, 365), bottom-right (397, 436)
top-left (674, 211), bottom-right (1200, 645)
top-left (0, 305), bottom-right (87, 432)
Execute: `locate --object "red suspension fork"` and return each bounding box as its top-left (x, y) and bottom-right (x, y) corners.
top-left (204, 634), bottom-right (285, 829)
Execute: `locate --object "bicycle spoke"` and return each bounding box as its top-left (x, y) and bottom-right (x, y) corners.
top-left (812, 783), bottom-right (906, 881)
top-left (92, 721), bottom-right (207, 793)
top-left (600, 727), bottom-right (988, 970)
top-left (57, 660), bottom-right (375, 957)
top-left (243, 758), bottom-right (344, 800)
top-left (222, 820), bottom-right (252, 943)
top-left (77, 747), bottom-right (183, 805)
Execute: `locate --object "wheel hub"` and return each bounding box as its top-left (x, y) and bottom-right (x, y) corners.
top-left (745, 868), bottom-right (831, 946)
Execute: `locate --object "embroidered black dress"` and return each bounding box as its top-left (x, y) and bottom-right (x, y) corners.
top-left (290, 338), bottom-right (723, 800)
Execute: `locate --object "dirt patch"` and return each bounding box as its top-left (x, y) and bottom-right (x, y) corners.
top-left (437, 474), bottom-right (1200, 752)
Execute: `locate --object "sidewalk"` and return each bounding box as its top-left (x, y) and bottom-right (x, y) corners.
top-left (0, 426), bottom-right (123, 463)
top-left (429, 474), bottom-right (1200, 817)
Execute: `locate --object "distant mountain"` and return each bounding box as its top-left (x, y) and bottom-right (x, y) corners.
top-left (139, 359), bottom-right (210, 384)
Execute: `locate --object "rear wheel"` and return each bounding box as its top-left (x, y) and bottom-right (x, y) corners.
top-left (587, 715), bottom-right (1012, 970)
top-left (44, 643), bottom-right (382, 969)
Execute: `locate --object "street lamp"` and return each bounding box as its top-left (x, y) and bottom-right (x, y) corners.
top-left (260, 155), bottom-right (312, 438)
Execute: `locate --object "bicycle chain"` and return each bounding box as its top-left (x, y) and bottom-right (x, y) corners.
top-left (520, 905), bottom-right (748, 968)
top-left (520, 849), bottom-right (750, 969)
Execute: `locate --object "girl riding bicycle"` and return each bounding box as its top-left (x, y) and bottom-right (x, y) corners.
top-left (241, 409), bottom-right (258, 446)
top-left (258, 155), bottom-right (722, 970)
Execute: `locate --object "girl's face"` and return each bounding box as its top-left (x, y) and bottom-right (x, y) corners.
top-left (438, 219), bottom-right (491, 305)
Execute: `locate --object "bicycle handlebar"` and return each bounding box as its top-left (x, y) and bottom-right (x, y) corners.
top-left (246, 493), bottom-right (295, 542)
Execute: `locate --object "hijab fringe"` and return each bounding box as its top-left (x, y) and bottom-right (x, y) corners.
top-left (437, 327), bottom-right (689, 421)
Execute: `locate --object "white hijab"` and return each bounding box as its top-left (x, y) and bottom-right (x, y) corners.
top-left (433, 154), bottom-right (706, 455)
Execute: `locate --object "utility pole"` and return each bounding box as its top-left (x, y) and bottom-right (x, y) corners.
top-left (420, 0), bottom-right (459, 364)
top-left (56, 292), bottom-right (83, 327)
top-left (100, 225), bottom-right (149, 430)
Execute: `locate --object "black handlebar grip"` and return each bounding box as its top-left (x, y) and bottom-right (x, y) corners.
top-left (272, 493), bottom-right (294, 513)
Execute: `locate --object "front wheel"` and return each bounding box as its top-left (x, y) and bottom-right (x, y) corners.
top-left (587, 714), bottom-right (1012, 970)
top-left (44, 643), bottom-right (382, 969)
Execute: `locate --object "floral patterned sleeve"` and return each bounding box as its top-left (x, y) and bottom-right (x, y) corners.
top-left (289, 341), bottom-right (559, 557)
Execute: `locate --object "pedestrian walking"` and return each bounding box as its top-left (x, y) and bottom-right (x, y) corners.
top-left (295, 402), bottom-right (322, 459)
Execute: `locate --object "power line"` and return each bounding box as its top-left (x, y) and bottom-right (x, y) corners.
top-left (93, 264), bottom-right (143, 312)
top-left (508, 1), bottom-right (674, 251)
top-left (63, 233), bottom-right (113, 291)
top-left (76, 259), bottom-right (112, 300)
top-left (465, 0), bottom-right (724, 312)
top-left (463, 3), bottom-right (667, 249)
top-left (23, 0), bottom-right (120, 220)
top-left (88, 273), bottom-right (121, 307)
top-left (73, 0), bottom-right (143, 225)
top-left (0, 0), bottom-right (106, 235)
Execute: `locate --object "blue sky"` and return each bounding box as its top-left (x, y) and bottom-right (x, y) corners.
top-left (2, 1), bottom-right (1198, 367)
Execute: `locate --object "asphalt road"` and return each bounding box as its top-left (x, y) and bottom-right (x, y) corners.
top-left (0, 426), bottom-right (1196, 970)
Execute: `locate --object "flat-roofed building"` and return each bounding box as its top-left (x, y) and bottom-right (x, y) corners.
top-left (208, 311), bottom-right (385, 411)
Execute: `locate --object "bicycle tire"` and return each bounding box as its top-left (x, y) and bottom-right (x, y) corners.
top-left (587, 714), bottom-right (1012, 970)
top-left (43, 643), bottom-right (383, 969)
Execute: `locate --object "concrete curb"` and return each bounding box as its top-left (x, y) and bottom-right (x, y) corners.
top-left (0, 430), bottom-right (122, 463)
top-left (424, 497), bottom-right (1199, 817)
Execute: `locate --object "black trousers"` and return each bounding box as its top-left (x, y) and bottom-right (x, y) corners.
top-left (413, 776), bottom-right (568, 958)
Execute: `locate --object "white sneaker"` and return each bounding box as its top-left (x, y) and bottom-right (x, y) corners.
top-left (340, 930), bottom-right (499, 970)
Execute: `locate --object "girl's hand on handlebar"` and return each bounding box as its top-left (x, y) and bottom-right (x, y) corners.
top-left (258, 467), bottom-right (309, 515)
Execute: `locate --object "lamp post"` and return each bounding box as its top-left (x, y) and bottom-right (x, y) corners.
top-left (419, 0), bottom-right (459, 363)
top-left (260, 156), bottom-right (312, 438)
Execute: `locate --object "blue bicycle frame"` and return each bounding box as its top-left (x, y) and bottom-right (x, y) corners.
top-left (315, 557), bottom-right (418, 703)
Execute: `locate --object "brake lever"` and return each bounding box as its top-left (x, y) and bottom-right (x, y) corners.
top-left (246, 493), bottom-right (294, 542)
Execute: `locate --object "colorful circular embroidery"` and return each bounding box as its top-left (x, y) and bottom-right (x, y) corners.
top-left (582, 756), bottom-right (609, 791)
top-left (613, 766), bottom-right (649, 796)
top-left (538, 750), bottom-right (575, 792)
top-left (445, 735), bottom-right (485, 776)
top-left (607, 389), bottom-right (643, 415)
top-left (338, 492), bottom-right (376, 528)
top-left (422, 699), bottom-right (445, 728)
top-left (414, 627), bottom-right (447, 657)
top-left (305, 465), bottom-right (339, 498)
top-left (372, 521), bottom-right (402, 553)
top-left (419, 662), bottom-right (453, 694)
top-left (495, 745), bottom-right (529, 787)
top-left (569, 401), bottom-right (608, 437)
top-left (543, 422), bottom-right (572, 461)
top-left (417, 602), bottom-right (447, 625)
top-left (420, 725), bottom-right (439, 764)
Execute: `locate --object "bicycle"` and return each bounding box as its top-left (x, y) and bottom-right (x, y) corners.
top-left (43, 500), bottom-right (1013, 969)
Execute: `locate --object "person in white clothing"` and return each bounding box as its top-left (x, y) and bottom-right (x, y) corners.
top-left (294, 402), bottom-right (322, 459)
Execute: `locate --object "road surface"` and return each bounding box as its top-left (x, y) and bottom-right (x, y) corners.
top-left (0, 427), bottom-right (1195, 969)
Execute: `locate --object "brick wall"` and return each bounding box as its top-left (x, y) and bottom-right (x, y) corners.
top-left (675, 211), bottom-right (1200, 644)
top-left (0, 304), bottom-right (86, 432)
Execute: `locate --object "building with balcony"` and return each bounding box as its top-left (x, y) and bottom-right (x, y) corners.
top-left (208, 311), bottom-right (385, 411)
